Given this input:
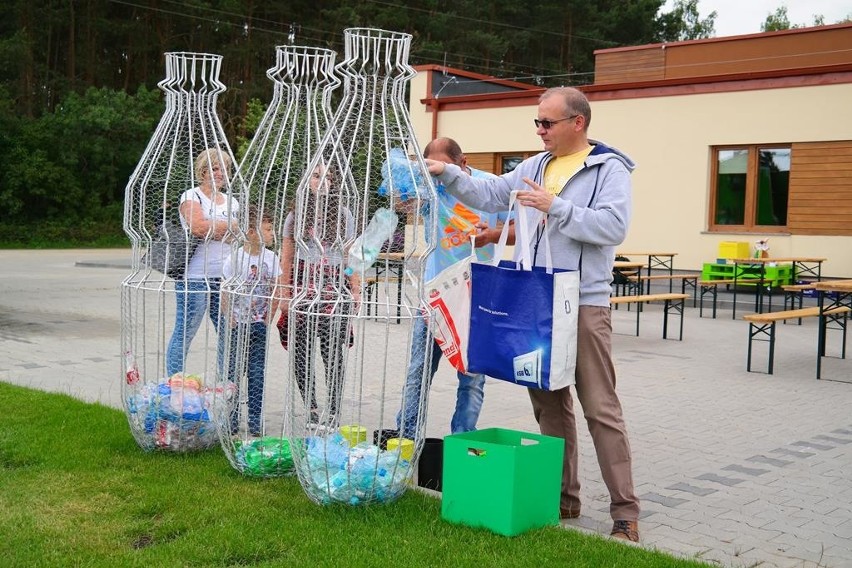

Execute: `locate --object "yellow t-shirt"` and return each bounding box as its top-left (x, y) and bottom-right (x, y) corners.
top-left (544, 146), bottom-right (593, 195)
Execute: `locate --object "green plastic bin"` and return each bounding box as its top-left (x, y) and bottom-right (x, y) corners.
top-left (441, 428), bottom-right (564, 537)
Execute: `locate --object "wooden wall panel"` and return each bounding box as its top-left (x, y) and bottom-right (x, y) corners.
top-left (593, 25), bottom-right (852, 85)
top-left (666, 27), bottom-right (852, 79)
top-left (594, 49), bottom-right (665, 85)
top-left (465, 152), bottom-right (497, 174)
top-left (788, 140), bottom-right (852, 235)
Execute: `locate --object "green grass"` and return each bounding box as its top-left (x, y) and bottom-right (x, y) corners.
top-left (0, 383), bottom-right (712, 568)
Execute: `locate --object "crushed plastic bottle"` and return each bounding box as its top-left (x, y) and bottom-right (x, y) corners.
top-left (124, 351), bottom-right (140, 385)
top-left (235, 437), bottom-right (293, 477)
top-left (377, 147), bottom-right (427, 201)
top-left (297, 433), bottom-right (413, 505)
top-left (130, 374), bottom-right (223, 451)
top-left (344, 208), bottom-right (399, 276)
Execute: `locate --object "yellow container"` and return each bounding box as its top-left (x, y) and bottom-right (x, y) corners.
top-left (339, 425), bottom-right (367, 447)
top-left (718, 241), bottom-right (750, 260)
top-left (387, 437), bottom-right (415, 461)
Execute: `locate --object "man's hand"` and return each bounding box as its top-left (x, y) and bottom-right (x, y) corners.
top-left (472, 220), bottom-right (515, 247)
top-left (516, 176), bottom-right (554, 213)
top-left (472, 222), bottom-right (496, 248)
top-left (424, 158), bottom-right (446, 176)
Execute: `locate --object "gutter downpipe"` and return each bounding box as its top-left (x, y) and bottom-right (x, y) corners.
top-left (430, 97), bottom-right (440, 140)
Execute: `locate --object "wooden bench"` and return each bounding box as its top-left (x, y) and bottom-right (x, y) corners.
top-left (698, 278), bottom-right (764, 319)
top-left (780, 283), bottom-right (817, 323)
top-left (610, 293), bottom-right (689, 340)
top-left (612, 269), bottom-right (641, 298)
top-left (627, 273), bottom-right (700, 305)
top-left (743, 306), bottom-right (851, 374)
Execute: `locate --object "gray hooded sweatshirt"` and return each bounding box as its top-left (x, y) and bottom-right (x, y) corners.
top-left (435, 140), bottom-right (635, 308)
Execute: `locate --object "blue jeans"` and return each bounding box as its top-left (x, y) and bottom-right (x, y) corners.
top-left (166, 279), bottom-right (222, 377)
top-left (396, 315), bottom-right (485, 440)
top-left (228, 321), bottom-right (267, 434)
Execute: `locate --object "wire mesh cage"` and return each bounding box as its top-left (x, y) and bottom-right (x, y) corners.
top-left (122, 52), bottom-right (241, 452)
top-left (216, 45), bottom-right (340, 477)
top-left (286, 28), bottom-right (438, 505)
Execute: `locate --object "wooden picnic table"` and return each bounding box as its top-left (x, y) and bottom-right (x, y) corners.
top-left (731, 257), bottom-right (827, 283)
top-left (613, 260), bottom-right (646, 271)
top-left (728, 257), bottom-right (828, 318)
top-left (814, 279), bottom-right (852, 381)
top-left (618, 252), bottom-right (677, 294)
top-left (369, 252), bottom-right (406, 323)
top-left (612, 261), bottom-right (645, 296)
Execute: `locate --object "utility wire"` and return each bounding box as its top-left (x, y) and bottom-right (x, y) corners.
top-left (107, 0), bottom-right (343, 47)
top-left (363, 0), bottom-right (622, 46)
top-left (106, 0), bottom-right (572, 78)
top-left (109, 0), bottom-right (842, 85)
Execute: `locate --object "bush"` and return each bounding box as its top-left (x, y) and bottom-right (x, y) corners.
top-left (0, 218), bottom-right (127, 248)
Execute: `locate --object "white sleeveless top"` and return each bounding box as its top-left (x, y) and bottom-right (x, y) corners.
top-left (179, 187), bottom-right (239, 279)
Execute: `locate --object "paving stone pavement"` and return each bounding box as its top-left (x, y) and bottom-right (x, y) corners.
top-left (2, 249), bottom-right (851, 568)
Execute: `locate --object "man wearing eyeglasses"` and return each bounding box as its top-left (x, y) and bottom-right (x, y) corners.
top-left (425, 87), bottom-right (640, 543)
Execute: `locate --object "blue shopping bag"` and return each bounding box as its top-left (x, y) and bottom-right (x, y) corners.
top-left (467, 261), bottom-right (578, 390)
top-left (466, 192), bottom-right (578, 391)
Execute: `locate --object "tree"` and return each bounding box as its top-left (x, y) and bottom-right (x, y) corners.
top-left (761, 6), bottom-right (839, 32)
top-left (1, 86), bottom-right (161, 225)
top-left (656, 0), bottom-right (717, 41)
top-left (1, 0), bottom-right (708, 245)
top-left (761, 6), bottom-right (793, 31)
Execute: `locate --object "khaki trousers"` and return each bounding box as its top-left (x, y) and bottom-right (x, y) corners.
top-left (528, 305), bottom-right (640, 521)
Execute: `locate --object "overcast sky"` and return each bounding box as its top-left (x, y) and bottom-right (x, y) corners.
top-left (661, 0), bottom-right (852, 37)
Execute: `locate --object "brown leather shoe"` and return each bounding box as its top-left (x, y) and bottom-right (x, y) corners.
top-left (559, 506), bottom-right (580, 519)
top-left (611, 520), bottom-right (639, 542)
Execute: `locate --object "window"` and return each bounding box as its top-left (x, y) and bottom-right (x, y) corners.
top-left (501, 156), bottom-right (524, 173)
top-left (710, 145), bottom-right (790, 232)
top-left (496, 152), bottom-right (537, 174)
top-left (465, 152), bottom-right (541, 175)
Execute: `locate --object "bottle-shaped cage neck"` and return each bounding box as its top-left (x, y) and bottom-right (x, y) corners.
top-left (268, 46), bottom-right (340, 90)
top-left (338, 28), bottom-right (415, 80)
top-left (158, 52), bottom-right (226, 96)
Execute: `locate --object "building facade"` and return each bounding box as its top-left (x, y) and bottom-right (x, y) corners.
top-left (409, 24), bottom-right (852, 276)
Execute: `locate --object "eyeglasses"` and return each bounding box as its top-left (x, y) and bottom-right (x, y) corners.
top-left (534, 115), bottom-right (578, 129)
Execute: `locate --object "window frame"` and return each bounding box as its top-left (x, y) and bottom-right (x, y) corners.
top-left (496, 152), bottom-right (536, 174)
top-left (708, 144), bottom-right (792, 234)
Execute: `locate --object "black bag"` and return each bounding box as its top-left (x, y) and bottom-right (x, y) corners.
top-left (612, 255), bottom-right (631, 285)
top-left (144, 193), bottom-right (201, 279)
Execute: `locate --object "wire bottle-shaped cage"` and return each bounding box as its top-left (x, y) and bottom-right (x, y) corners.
top-left (122, 52), bottom-right (241, 452)
top-left (217, 46), bottom-right (340, 477)
top-left (287, 28), bottom-right (438, 505)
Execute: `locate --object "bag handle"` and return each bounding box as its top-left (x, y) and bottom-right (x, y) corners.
top-left (492, 191), bottom-right (529, 267)
top-left (491, 191), bottom-right (554, 273)
top-left (491, 192), bottom-right (513, 264)
top-left (541, 216), bottom-right (554, 274)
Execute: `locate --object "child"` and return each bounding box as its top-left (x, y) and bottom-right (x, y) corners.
top-left (223, 206), bottom-right (282, 436)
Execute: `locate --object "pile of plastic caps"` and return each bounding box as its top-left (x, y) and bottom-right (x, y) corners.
top-left (235, 436), bottom-right (294, 477)
top-left (377, 147), bottom-right (428, 201)
top-left (297, 432), bottom-right (412, 505)
top-left (126, 373), bottom-right (235, 451)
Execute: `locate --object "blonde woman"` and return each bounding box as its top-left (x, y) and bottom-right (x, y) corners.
top-left (166, 148), bottom-right (240, 376)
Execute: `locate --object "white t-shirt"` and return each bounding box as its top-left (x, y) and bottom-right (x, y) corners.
top-left (179, 188), bottom-right (240, 279)
top-left (223, 247), bottom-right (283, 323)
